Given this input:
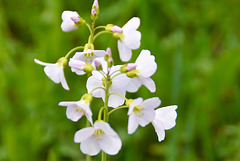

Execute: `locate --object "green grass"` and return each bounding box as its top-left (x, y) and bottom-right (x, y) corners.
top-left (0, 0), bottom-right (240, 160)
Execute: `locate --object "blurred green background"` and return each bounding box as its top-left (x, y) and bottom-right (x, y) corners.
top-left (1, 0), bottom-right (240, 161)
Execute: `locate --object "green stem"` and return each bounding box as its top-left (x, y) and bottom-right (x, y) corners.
top-left (94, 26), bottom-right (106, 31)
top-left (111, 72), bottom-right (123, 79)
top-left (108, 105), bottom-right (129, 116)
top-left (110, 69), bottom-right (121, 77)
top-left (109, 92), bottom-right (128, 101)
top-left (65, 46), bottom-right (84, 59)
top-left (98, 107), bottom-right (105, 120)
top-left (89, 87), bottom-right (105, 95)
top-left (93, 31), bottom-right (112, 42)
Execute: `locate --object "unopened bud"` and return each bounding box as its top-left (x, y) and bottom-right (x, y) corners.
top-left (104, 47), bottom-right (112, 61)
top-left (91, 0), bottom-right (99, 20)
top-left (94, 59), bottom-right (102, 70)
top-left (113, 33), bottom-right (124, 40)
top-left (69, 58), bottom-right (85, 70)
top-left (70, 16), bottom-right (85, 26)
top-left (108, 57), bottom-right (114, 67)
top-left (105, 24), bottom-right (114, 32)
top-left (111, 25), bottom-right (123, 33)
top-left (83, 63), bottom-right (94, 73)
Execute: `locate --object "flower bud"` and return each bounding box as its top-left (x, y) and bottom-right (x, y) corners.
top-left (69, 58), bottom-right (85, 70)
top-left (91, 0), bottom-right (99, 20)
top-left (121, 63), bottom-right (137, 73)
top-left (105, 24), bottom-right (114, 32)
top-left (104, 47), bottom-right (112, 61)
top-left (83, 63), bottom-right (94, 73)
top-left (84, 43), bottom-right (94, 51)
top-left (126, 69), bottom-right (139, 78)
top-left (94, 59), bottom-right (102, 70)
top-left (105, 24), bottom-right (123, 33)
top-left (108, 57), bottom-right (114, 68)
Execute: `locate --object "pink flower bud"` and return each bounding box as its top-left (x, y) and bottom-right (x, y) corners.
top-left (127, 63), bottom-right (137, 71)
top-left (111, 25), bottom-right (123, 33)
top-left (91, 8), bottom-right (97, 16)
top-left (106, 47), bottom-right (111, 56)
top-left (93, 0), bottom-right (99, 9)
top-left (70, 16), bottom-right (80, 23)
top-left (69, 58), bottom-right (85, 70)
top-left (94, 59), bottom-right (101, 68)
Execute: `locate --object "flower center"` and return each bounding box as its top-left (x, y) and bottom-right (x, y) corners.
top-left (94, 129), bottom-right (104, 140)
top-left (102, 77), bottom-right (112, 87)
top-left (74, 107), bottom-right (85, 115)
top-left (133, 105), bottom-right (144, 116)
top-left (84, 52), bottom-right (94, 62)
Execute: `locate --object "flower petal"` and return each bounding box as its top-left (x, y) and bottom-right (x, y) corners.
top-left (59, 67), bottom-right (69, 90)
top-left (152, 121), bottom-right (165, 142)
top-left (128, 113), bottom-right (139, 134)
top-left (136, 50), bottom-right (157, 78)
top-left (125, 77), bottom-right (142, 93)
top-left (142, 77), bottom-right (156, 93)
top-left (44, 64), bottom-right (61, 83)
top-left (94, 122), bottom-right (118, 137)
top-left (123, 30), bottom-right (141, 49)
top-left (74, 127), bottom-right (94, 142)
top-left (80, 135), bottom-right (101, 156)
top-left (127, 97), bottom-right (143, 115)
top-left (62, 11), bottom-right (79, 20)
top-left (122, 17), bottom-right (140, 32)
top-left (106, 86), bottom-right (126, 108)
top-left (66, 106), bottom-right (83, 122)
top-left (61, 19), bottom-right (78, 32)
top-left (98, 133), bottom-right (122, 155)
top-left (138, 108), bottom-right (155, 127)
top-left (118, 40), bottom-right (132, 62)
top-left (154, 105), bottom-right (178, 130)
top-left (34, 59), bottom-right (54, 66)
top-left (142, 97), bottom-right (161, 110)
top-left (86, 71), bottom-right (104, 97)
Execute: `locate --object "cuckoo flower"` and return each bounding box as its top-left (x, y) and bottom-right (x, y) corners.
top-left (69, 58), bottom-right (94, 75)
top-left (152, 105), bottom-right (178, 142)
top-left (58, 94), bottom-right (93, 124)
top-left (72, 49), bottom-right (105, 64)
top-left (124, 49), bottom-right (157, 93)
top-left (127, 97), bottom-right (161, 134)
top-left (113, 17), bottom-right (141, 62)
top-left (74, 121), bottom-right (122, 156)
top-left (61, 11), bottom-right (85, 32)
top-left (34, 58), bottom-right (69, 90)
top-left (87, 58), bottom-right (130, 108)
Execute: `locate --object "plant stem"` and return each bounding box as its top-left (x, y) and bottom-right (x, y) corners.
top-left (108, 105), bottom-right (129, 116)
top-left (93, 31), bottom-right (112, 42)
top-left (65, 46), bottom-right (84, 59)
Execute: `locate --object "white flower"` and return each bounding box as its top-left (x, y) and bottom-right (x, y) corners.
top-left (116, 17), bottom-right (141, 62)
top-left (127, 97), bottom-right (161, 134)
top-left (61, 11), bottom-right (82, 32)
top-left (152, 105), bottom-right (178, 142)
top-left (69, 58), bottom-right (94, 75)
top-left (74, 121), bottom-right (122, 156)
top-left (87, 58), bottom-right (130, 108)
top-left (125, 49), bottom-right (157, 93)
top-left (34, 58), bottom-right (69, 90)
top-left (73, 49), bottom-right (105, 64)
top-left (58, 99), bottom-right (93, 124)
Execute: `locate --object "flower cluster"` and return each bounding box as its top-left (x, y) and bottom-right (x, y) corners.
top-left (34, 0), bottom-right (178, 160)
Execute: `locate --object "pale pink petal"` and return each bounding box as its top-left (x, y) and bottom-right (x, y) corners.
top-left (59, 67), bottom-right (69, 90)
top-left (80, 135), bottom-right (101, 156)
top-left (98, 134), bottom-right (122, 155)
top-left (142, 97), bottom-right (161, 110)
top-left (61, 19), bottom-right (78, 32)
top-left (66, 106), bottom-right (83, 122)
top-left (125, 78), bottom-right (142, 93)
top-left (128, 113), bottom-right (139, 134)
top-left (142, 77), bottom-right (156, 93)
top-left (155, 105), bottom-right (178, 130)
top-left (122, 17), bottom-right (140, 32)
top-left (112, 73), bottom-right (130, 89)
top-left (118, 40), bottom-right (132, 62)
top-left (62, 11), bottom-right (79, 20)
top-left (123, 30), bottom-right (141, 49)
top-left (74, 127), bottom-right (94, 143)
top-left (152, 121), bottom-right (165, 142)
top-left (136, 50), bottom-right (157, 77)
top-left (44, 65), bottom-right (61, 83)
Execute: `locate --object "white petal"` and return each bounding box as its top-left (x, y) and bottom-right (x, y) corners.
top-left (44, 64), bottom-right (61, 83)
top-left (66, 106), bottom-right (83, 122)
top-left (80, 135), bottom-right (101, 156)
top-left (92, 50), bottom-right (106, 58)
top-left (122, 17), bottom-right (140, 32)
top-left (61, 19), bottom-right (78, 32)
top-left (59, 67), bottom-right (69, 90)
top-left (138, 108), bottom-right (155, 127)
top-left (112, 73), bottom-right (130, 89)
top-left (109, 65), bottom-right (121, 75)
top-left (128, 113), bottom-right (139, 134)
top-left (86, 71), bottom-right (104, 97)
top-left (136, 50), bottom-right (157, 78)
top-left (152, 121), bottom-right (165, 142)
top-left (125, 77), bottom-right (142, 93)
top-left (123, 30), bottom-right (141, 49)
top-left (98, 133), bottom-right (122, 155)
top-left (34, 59), bottom-right (54, 66)
top-left (142, 97), bottom-right (161, 110)
top-left (72, 52), bottom-right (86, 62)
top-left (154, 105), bottom-right (178, 130)
top-left (74, 127), bottom-right (94, 142)
top-left (58, 101), bottom-right (77, 106)
top-left (107, 86), bottom-right (126, 108)
top-left (62, 11), bottom-right (79, 20)
top-left (118, 40), bottom-right (132, 62)
top-left (142, 77), bottom-right (156, 93)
